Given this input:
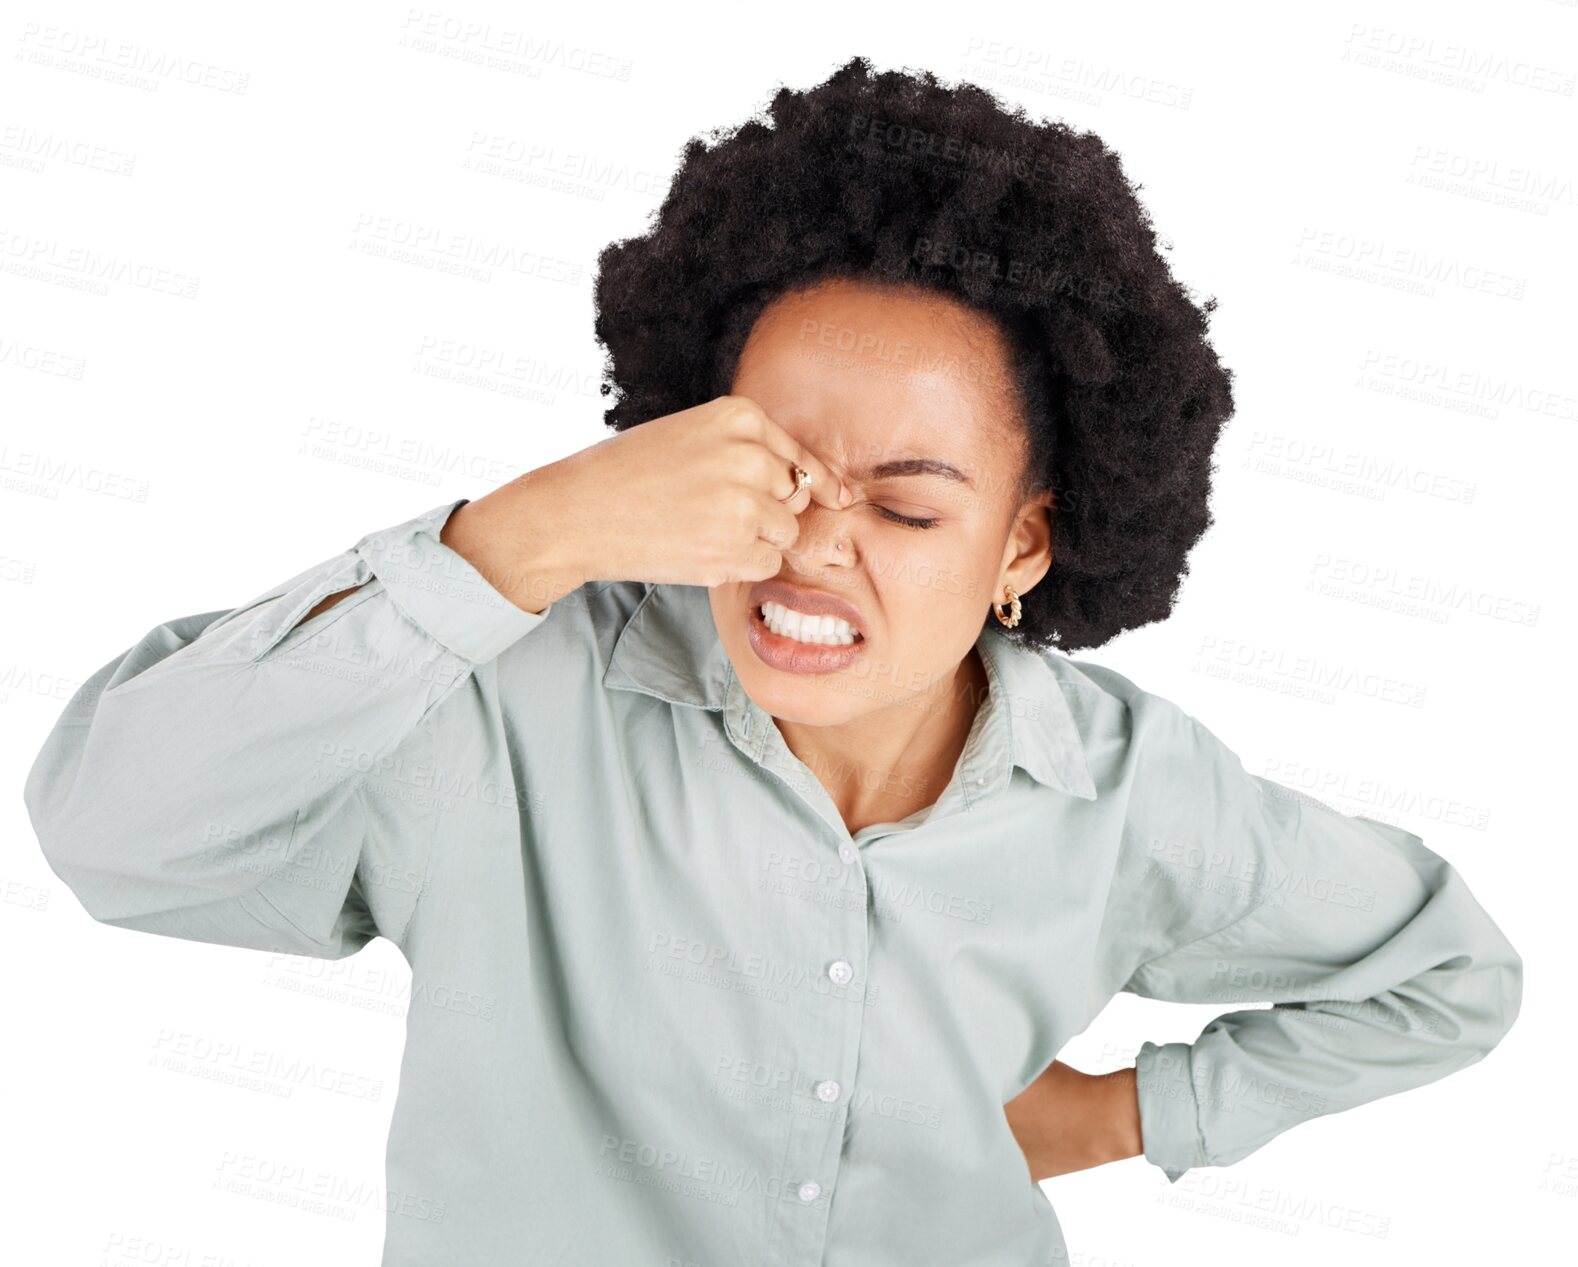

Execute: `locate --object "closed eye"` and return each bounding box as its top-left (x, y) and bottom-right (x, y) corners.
top-left (874, 506), bottom-right (939, 529)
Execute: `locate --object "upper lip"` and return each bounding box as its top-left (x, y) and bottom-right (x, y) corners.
top-left (750, 579), bottom-right (868, 637)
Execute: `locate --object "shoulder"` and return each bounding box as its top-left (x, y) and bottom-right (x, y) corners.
top-left (1038, 651), bottom-right (1304, 834)
top-left (1032, 650), bottom-right (1196, 762)
top-left (1040, 652), bottom-right (1147, 714)
top-left (492, 578), bottom-right (649, 678)
top-left (551, 578), bottom-right (653, 645)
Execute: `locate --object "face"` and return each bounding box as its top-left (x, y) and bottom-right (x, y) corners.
top-left (708, 276), bottom-right (1054, 727)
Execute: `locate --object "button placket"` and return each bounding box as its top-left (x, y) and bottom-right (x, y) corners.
top-left (772, 947), bottom-right (867, 1262)
top-left (720, 666), bottom-right (872, 1264)
top-left (765, 885), bottom-right (872, 1263)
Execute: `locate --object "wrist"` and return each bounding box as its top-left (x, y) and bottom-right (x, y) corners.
top-left (442, 467), bottom-right (590, 615)
top-left (1098, 1065), bottom-right (1144, 1164)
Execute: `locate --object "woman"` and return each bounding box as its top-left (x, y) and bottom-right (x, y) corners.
top-left (25, 58), bottom-right (1520, 1267)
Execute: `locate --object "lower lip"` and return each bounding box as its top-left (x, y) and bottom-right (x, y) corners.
top-left (747, 604), bottom-right (867, 675)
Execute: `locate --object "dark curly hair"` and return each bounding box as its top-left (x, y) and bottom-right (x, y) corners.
top-left (591, 56), bottom-right (1235, 653)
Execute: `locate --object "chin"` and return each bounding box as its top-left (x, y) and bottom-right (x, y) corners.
top-left (731, 658), bottom-right (881, 728)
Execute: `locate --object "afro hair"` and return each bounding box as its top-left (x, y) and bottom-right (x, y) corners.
top-left (591, 55), bottom-right (1235, 653)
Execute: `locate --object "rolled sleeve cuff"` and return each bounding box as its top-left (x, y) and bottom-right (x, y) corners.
top-left (354, 498), bottom-right (551, 666)
top-left (1134, 1040), bottom-right (1207, 1184)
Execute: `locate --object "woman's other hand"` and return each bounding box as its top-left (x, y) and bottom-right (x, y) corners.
top-left (1004, 1060), bottom-right (1145, 1183)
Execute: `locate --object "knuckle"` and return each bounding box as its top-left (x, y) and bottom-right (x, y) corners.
top-left (728, 488), bottom-right (760, 523)
top-left (753, 444), bottom-right (786, 481)
top-left (720, 395), bottom-right (759, 427)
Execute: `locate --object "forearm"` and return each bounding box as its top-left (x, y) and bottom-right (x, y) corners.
top-left (24, 499), bottom-right (548, 951)
top-left (293, 467), bottom-right (597, 636)
top-left (439, 463), bottom-right (595, 616)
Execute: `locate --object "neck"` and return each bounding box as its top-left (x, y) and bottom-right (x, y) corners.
top-left (774, 643), bottom-right (991, 834)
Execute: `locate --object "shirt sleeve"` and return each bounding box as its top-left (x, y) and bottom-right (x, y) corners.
top-left (1117, 690), bottom-right (1523, 1184)
top-left (23, 497), bottom-right (552, 959)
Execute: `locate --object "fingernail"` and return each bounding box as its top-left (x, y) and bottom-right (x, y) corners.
top-left (840, 483), bottom-right (853, 506)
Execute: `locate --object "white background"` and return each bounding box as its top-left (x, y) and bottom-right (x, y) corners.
top-left (4, 2), bottom-right (1571, 1264)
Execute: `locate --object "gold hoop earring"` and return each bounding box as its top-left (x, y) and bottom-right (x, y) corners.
top-left (993, 585), bottom-right (1021, 628)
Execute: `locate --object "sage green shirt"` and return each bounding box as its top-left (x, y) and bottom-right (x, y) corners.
top-left (24, 497), bottom-right (1523, 1266)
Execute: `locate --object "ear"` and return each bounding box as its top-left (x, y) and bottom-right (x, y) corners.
top-left (999, 488), bottom-right (1056, 597)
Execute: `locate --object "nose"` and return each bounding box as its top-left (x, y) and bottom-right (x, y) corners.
top-left (785, 498), bottom-right (856, 566)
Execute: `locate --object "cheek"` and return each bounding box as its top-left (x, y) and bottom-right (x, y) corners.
top-left (863, 533), bottom-right (989, 613)
top-left (706, 582), bottom-right (750, 637)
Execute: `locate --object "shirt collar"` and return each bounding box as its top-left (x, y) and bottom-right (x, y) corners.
top-left (601, 582), bottom-right (1097, 802)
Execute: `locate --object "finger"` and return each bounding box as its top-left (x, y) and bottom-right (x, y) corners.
top-left (753, 497), bottom-right (802, 553)
top-left (753, 415), bottom-right (851, 510)
top-left (736, 542), bottom-right (784, 583)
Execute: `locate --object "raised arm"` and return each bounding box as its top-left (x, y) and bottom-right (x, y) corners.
top-left (23, 493), bottom-right (566, 958)
top-left (24, 395), bottom-right (878, 959)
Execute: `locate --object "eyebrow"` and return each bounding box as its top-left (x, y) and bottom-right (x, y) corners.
top-left (847, 458), bottom-right (974, 487)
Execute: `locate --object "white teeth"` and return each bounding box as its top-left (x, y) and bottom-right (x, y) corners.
top-left (759, 600), bottom-right (861, 646)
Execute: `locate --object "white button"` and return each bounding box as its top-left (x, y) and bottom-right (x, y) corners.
top-left (827, 959), bottom-right (854, 985)
top-left (797, 1181), bottom-right (822, 1202)
top-left (976, 775), bottom-right (986, 784)
top-left (814, 1079), bottom-right (842, 1102)
top-left (838, 843), bottom-right (856, 864)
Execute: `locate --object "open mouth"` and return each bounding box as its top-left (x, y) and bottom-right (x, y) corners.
top-left (753, 601), bottom-right (865, 647)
